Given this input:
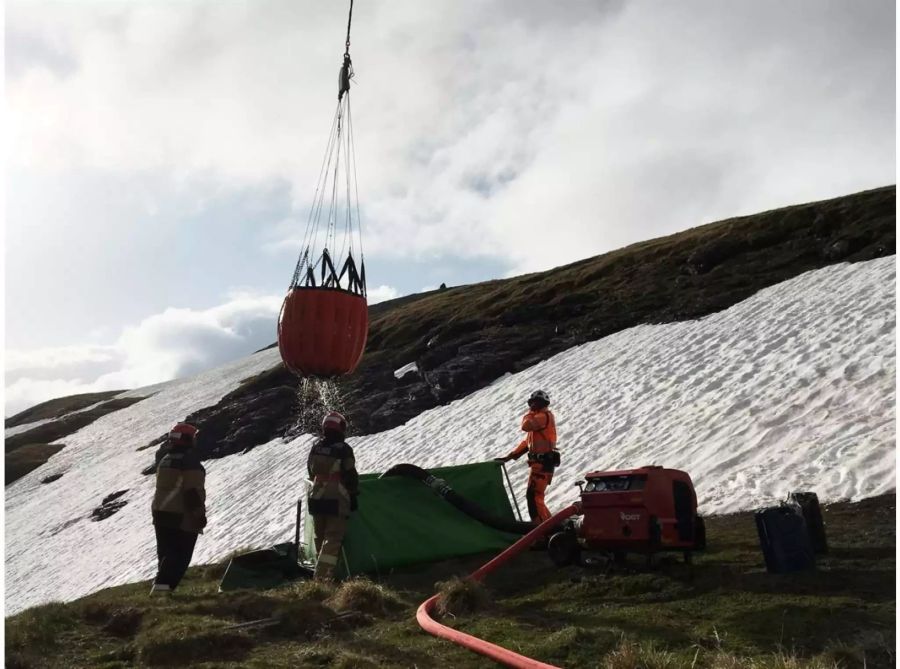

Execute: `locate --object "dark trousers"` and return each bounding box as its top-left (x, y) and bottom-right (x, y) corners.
top-left (154, 525), bottom-right (198, 589)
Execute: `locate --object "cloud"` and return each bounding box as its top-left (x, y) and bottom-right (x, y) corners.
top-left (7, 0), bottom-right (894, 275)
top-left (5, 293), bottom-right (280, 416)
top-left (5, 285), bottom-right (402, 416)
top-left (4, 0), bottom-right (894, 406)
top-left (367, 285), bottom-right (399, 304)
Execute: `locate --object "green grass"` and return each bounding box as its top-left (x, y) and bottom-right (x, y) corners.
top-left (5, 391), bottom-right (126, 427)
top-left (6, 493), bottom-right (894, 668)
top-left (363, 185), bottom-right (894, 358)
top-left (6, 398), bottom-right (147, 455)
top-left (5, 443), bottom-right (66, 484)
top-left (5, 397), bottom-right (149, 485)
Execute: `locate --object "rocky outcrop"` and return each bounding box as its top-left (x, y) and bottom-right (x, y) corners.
top-left (91, 490), bottom-right (129, 521)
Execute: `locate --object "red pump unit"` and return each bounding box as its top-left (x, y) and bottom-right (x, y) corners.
top-left (548, 466), bottom-right (705, 566)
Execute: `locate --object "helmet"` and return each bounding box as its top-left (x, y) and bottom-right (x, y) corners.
top-left (528, 390), bottom-right (550, 406)
top-left (322, 411), bottom-right (348, 435)
top-left (169, 422), bottom-right (199, 445)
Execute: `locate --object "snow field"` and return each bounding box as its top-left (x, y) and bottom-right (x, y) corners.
top-left (349, 258), bottom-right (895, 515)
top-left (4, 258), bottom-right (895, 614)
top-left (5, 348), bottom-right (282, 614)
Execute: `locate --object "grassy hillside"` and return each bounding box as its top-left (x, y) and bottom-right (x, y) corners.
top-left (5, 397), bottom-right (147, 485)
top-left (5, 391), bottom-right (125, 427)
top-left (5, 444), bottom-right (66, 485)
top-left (6, 493), bottom-right (894, 669)
top-left (6, 185), bottom-right (895, 472)
top-left (121, 185), bottom-right (900, 472)
top-left (5, 398), bottom-right (146, 454)
top-left (342, 185), bottom-right (894, 433)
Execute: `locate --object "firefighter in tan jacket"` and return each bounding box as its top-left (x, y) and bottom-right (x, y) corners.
top-left (150, 422), bottom-right (206, 593)
top-left (496, 390), bottom-right (559, 523)
top-left (307, 411), bottom-right (359, 580)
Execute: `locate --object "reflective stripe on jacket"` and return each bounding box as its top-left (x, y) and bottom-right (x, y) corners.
top-left (152, 447), bottom-right (207, 533)
top-left (306, 436), bottom-right (358, 517)
top-left (507, 408), bottom-right (557, 460)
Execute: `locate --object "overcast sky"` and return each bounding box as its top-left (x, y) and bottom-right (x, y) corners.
top-left (5, 0), bottom-right (895, 415)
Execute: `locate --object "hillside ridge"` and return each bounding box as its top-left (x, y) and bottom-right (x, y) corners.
top-left (5, 185), bottom-right (895, 477)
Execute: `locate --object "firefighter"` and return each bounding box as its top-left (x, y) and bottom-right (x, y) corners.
top-left (495, 390), bottom-right (559, 523)
top-left (307, 411), bottom-right (359, 580)
top-left (150, 422), bottom-right (206, 594)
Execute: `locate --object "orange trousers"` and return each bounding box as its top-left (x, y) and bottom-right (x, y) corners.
top-left (525, 466), bottom-right (553, 522)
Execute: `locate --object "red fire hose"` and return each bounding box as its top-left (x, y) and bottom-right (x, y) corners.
top-left (416, 503), bottom-right (583, 668)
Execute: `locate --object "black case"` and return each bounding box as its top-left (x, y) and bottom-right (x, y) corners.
top-left (754, 505), bottom-right (816, 573)
top-left (787, 491), bottom-right (828, 555)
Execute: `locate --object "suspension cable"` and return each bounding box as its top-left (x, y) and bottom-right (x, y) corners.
top-left (292, 104), bottom-right (341, 287)
top-left (345, 0), bottom-right (353, 55)
top-left (347, 97), bottom-right (365, 278)
top-left (289, 0), bottom-right (364, 293)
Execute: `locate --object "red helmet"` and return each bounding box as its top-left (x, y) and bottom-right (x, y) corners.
top-left (322, 411), bottom-right (347, 435)
top-left (169, 422), bottom-right (199, 445)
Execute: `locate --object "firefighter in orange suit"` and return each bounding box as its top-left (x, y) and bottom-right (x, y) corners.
top-left (307, 411), bottom-right (359, 580)
top-left (495, 390), bottom-right (559, 523)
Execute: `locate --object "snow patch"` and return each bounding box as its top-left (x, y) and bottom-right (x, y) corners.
top-left (5, 418), bottom-right (55, 438)
top-left (5, 259), bottom-right (896, 615)
top-left (393, 362), bottom-right (419, 379)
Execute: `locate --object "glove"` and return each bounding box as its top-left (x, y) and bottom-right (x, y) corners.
top-left (350, 495), bottom-right (359, 512)
top-left (493, 456), bottom-right (510, 463)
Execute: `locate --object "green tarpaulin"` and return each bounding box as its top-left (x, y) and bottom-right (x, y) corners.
top-left (303, 461), bottom-right (523, 577)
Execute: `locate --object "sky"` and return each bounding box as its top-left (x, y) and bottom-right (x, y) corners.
top-left (5, 0), bottom-right (896, 415)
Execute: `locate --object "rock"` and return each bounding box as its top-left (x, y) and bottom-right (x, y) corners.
top-left (89, 501), bottom-right (127, 522)
top-left (137, 435), bottom-right (167, 452)
top-left (812, 211), bottom-right (837, 238)
top-left (91, 490), bottom-right (130, 521)
top-left (40, 473), bottom-right (63, 484)
top-left (393, 362), bottom-right (420, 387)
top-left (823, 238), bottom-right (850, 261)
top-left (182, 381), bottom-right (302, 461)
top-left (685, 238), bottom-right (744, 275)
top-left (674, 275), bottom-right (693, 289)
top-left (103, 490), bottom-right (128, 505)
